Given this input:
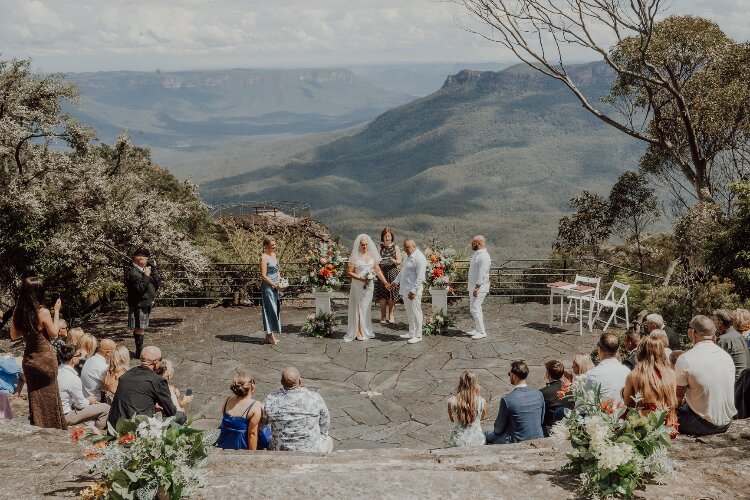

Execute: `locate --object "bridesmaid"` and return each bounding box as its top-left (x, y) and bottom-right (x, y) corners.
top-left (10, 277), bottom-right (67, 429)
top-left (374, 227), bottom-right (401, 324)
top-left (260, 235), bottom-right (283, 345)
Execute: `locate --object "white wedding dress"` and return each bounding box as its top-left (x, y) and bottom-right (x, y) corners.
top-left (344, 254), bottom-right (376, 341)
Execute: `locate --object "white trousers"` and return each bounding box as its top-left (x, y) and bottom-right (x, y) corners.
top-left (403, 288), bottom-right (424, 339)
top-left (470, 288), bottom-right (488, 334)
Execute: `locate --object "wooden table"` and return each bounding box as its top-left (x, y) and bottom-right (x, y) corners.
top-left (547, 281), bottom-right (596, 336)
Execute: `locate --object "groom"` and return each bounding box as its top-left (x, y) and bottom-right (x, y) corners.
top-left (392, 239), bottom-right (427, 344)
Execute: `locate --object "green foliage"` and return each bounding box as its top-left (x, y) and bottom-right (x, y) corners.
top-left (554, 191), bottom-right (612, 259)
top-left (422, 310), bottom-right (456, 336)
top-left (301, 311), bottom-right (340, 338)
top-left (709, 182), bottom-right (750, 298)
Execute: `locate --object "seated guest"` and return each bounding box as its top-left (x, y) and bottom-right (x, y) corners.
top-left (51, 319), bottom-right (68, 365)
top-left (584, 333), bottom-right (631, 404)
top-left (81, 339), bottom-right (116, 401)
top-left (540, 360), bottom-right (574, 433)
top-left (57, 345), bottom-right (110, 431)
top-left (159, 359), bottom-right (193, 412)
top-left (447, 370), bottom-right (486, 447)
top-left (216, 369), bottom-right (264, 450)
top-left (484, 360), bottom-right (545, 444)
top-left (675, 315), bottom-right (737, 436)
top-left (66, 327), bottom-right (84, 348)
top-left (75, 333), bottom-right (98, 375)
top-left (669, 350), bottom-right (684, 369)
top-left (735, 308), bottom-right (750, 349)
top-left (645, 313), bottom-right (680, 350)
top-left (0, 352), bottom-right (24, 397)
top-left (107, 346), bottom-right (185, 430)
top-left (563, 354), bottom-right (595, 383)
top-left (714, 309), bottom-right (750, 380)
top-left (263, 366), bottom-right (333, 452)
top-left (622, 329), bottom-right (641, 370)
top-left (622, 336), bottom-right (678, 426)
top-left (649, 329), bottom-right (673, 360)
top-left (101, 346), bottom-right (130, 404)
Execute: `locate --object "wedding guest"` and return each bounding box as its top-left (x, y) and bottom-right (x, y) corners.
top-left (645, 313), bottom-right (680, 350)
top-left (66, 327), bottom-right (84, 348)
top-left (564, 353), bottom-right (595, 383)
top-left (344, 234), bottom-right (390, 342)
top-left (81, 338), bottom-right (116, 401)
top-left (375, 227), bottom-right (401, 325)
top-left (485, 360), bottom-right (545, 444)
top-left (714, 309), bottom-right (750, 380)
top-left (448, 370), bottom-right (486, 447)
top-left (159, 359), bottom-right (193, 411)
top-left (669, 350), bottom-right (684, 369)
top-left (622, 336), bottom-right (678, 426)
top-left (215, 369), bottom-right (264, 450)
top-left (51, 318), bottom-right (68, 365)
top-left (9, 277), bottom-right (67, 429)
top-left (263, 366), bottom-right (333, 452)
top-left (675, 315), bottom-right (737, 436)
top-left (57, 345), bottom-right (110, 431)
top-left (393, 239), bottom-right (427, 344)
top-left (734, 308), bottom-right (750, 349)
top-left (622, 329), bottom-right (641, 370)
top-left (540, 360), bottom-right (574, 432)
top-left (0, 352), bottom-right (23, 397)
top-left (75, 333), bottom-right (98, 375)
top-left (102, 346), bottom-right (130, 404)
top-left (260, 236), bottom-right (282, 345)
top-left (584, 333), bottom-right (631, 404)
top-left (467, 235), bottom-right (492, 340)
top-left (126, 246), bottom-right (160, 359)
top-left (649, 329), bottom-right (672, 360)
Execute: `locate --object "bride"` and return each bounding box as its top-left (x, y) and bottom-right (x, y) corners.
top-left (344, 234), bottom-right (391, 342)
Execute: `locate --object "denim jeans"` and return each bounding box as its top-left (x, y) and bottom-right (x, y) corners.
top-left (677, 404), bottom-right (730, 436)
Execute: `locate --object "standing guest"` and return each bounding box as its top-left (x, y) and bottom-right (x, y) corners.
top-left (57, 345), bottom-right (110, 431)
top-left (344, 234), bottom-right (390, 342)
top-left (675, 315), bottom-right (737, 436)
top-left (159, 359), bottom-right (193, 412)
top-left (393, 239), bottom-right (427, 344)
top-left (374, 227), bottom-right (401, 325)
top-left (645, 313), bottom-right (681, 350)
top-left (584, 333), bottom-right (631, 405)
top-left (260, 236), bottom-right (283, 345)
top-left (101, 346), bottom-right (130, 404)
top-left (9, 277), bottom-right (67, 429)
top-left (125, 246), bottom-right (160, 359)
top-left (263, 366), bottom-right (333, 452)
top-left (447, 371), bottom-right (487, 447)
top-left (622, 336), bottom-right (678, 426)
top-left (216, 369), bottom-right (264, 450)
top-left (467, 235), bottom-right (492, 340)
top-left (75, 333), bottom-right (98, 375)
top-left (51, 319), bottom-right (68, 365)
top-left (107, 346), bottom-right (185, 430)
top-left (485, 360), bottom-right (545, 444)
top-left (714, 309), bottom-right (750, 380)
top-left (649, 329), bottom-right (673, 360)
top-left (81, 339), bottom-right (116, 401)
top-left (669, 350), bottom-right (685, 369)
top-left (540, 360), bottom-right (575, 432)
top-left (734, 308), bottom-right (750, 349)
top-left (622, 329), bottom-right (641, 370)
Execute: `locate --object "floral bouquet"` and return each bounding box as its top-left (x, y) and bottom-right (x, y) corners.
top-left (74, 414), bottom-right (209, 500)
top-left (422, 310), bottom-right (455, 336)
top-left (277, 277), bottom-right (289, 289)
top-left (300, 242), bottom-right (346, 292)
top-left (550, 377), bottom-right (676, 498)
top-left (364, 270), bottom-right (375, 288)
top-left (301, 311), bottom-right (340, 338)
top-left (424, 242), bottom-right (457, 289)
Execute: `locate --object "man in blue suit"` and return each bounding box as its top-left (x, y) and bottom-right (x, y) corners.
top-left (485, 360), bottom-right (545, 444)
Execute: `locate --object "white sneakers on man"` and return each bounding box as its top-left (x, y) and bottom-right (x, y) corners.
top-left (466, 330), bottom-right (478, 337)
top-left (407, 337), bottom-right (423, 344)
top-left (470, 332), bottom-right (487, 340)
top-left (399, 333), bottom-right (412, 339)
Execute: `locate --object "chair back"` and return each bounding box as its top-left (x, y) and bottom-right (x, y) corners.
top-left (573, 274), bottom-right (601, 299)
top-left (603, 280), bottom-right (630, 305)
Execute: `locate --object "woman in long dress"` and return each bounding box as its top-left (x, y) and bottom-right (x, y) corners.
top-left (344, 234), bottom-right (391, 342)
top-left (448, 370), bottom-right (486, 447)
top-left (374, 227), bottom-right (401, 325)
top-left (260, 235), bottom-right (283, 345)
top-left (10, 277), bottom-right (67, 429)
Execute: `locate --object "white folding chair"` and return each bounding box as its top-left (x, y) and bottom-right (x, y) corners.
top-left (589, 280), bottom-right (630, 332)
top-left (564, 275), bottom-right (601, 326)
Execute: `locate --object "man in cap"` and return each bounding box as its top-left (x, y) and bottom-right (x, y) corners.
top-left (125, 246), bottom-right (160, 359)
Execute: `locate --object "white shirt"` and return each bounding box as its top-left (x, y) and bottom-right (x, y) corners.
top-left (584, 358), bottom-right (631, 404)
top-left (395, 249), bottom-right (427, 296)
top-left (675, 341), bottom-right (737, 426)
top-left (81, 353), bottom-right (109, 400)
top-left (58, 364), bottom-right (89, 414)
top-left (468, 248), bottom-right (491, 291)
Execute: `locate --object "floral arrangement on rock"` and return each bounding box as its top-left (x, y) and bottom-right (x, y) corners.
top-left (422, 310), bottom-right (455, 336)
top-left (424, 242), bottom-right (457, 289)
top-left (550, 377), bottom-right (676, 498)
top-left (301, 311), bottom-right (340, 338)
top-left (75, 414), bottom-right (209, 500)
top-left (301, 242), bottom-right (346, 292)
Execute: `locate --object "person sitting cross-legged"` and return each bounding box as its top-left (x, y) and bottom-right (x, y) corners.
top-left (263, 366), bottom-right (333, 452)
top-left (57, 345), bottom-right (110, 431)
top-left (81, 338), bottom-right (117, 402)
top-left (484, 360), bottom-right (545, 445)
top-left (540, 360), bottom-right (574, 435)
top-left (584, 333), bottom-right (631, 405)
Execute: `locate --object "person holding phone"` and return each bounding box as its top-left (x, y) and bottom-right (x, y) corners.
top-left (125, 246), bottom-right (160, 359)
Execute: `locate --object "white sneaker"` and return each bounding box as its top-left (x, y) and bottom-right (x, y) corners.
top-left (407, 337), bottom-right (423, 344)
top-left (399, 333), bottom-right (412, 339)
top-left (470, 332), bottom-right (487, 340)
top-left (466, 330), bottom-right (478, 337)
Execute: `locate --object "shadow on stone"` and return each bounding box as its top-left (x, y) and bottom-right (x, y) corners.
top-left (526, 467), bottom-right (584, 498)
top-left (215, 334), bottom-right (266, 345)
top-left (524, 322), bottom-right (572, 335)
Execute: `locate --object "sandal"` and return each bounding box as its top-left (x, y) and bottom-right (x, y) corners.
top-left (379, 320), bottom-right (387, 325)
top-left (266, 333), bottom-right (278, 345)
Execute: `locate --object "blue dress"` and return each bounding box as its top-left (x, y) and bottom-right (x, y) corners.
top-left (215, 398), bottom-right (256, 450)
top-left (262, 259), bottom-right (281, 333)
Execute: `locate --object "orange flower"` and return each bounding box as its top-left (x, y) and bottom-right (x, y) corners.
top-left (85, 451), bottom-right (101, 459)
top-left (432, 267), bottom-right (444, 278)
top-left (600, 400), bottom-right (615, 414)
top-left (429, 254), bottom-right (438, 263)
top-left (556, 390), bottom-right (566, 399)
top-left (93, 441), bottom-right (108, 449)
top-left (327, 263), bottom-right (333, 269)
top-left (118, 433), bottom-right (136, 445)
top-left (71, 427), bottom-right (85, 444)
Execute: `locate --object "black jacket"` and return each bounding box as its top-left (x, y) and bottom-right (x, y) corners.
top-left (540, 379), bottom-right (575, 428)
top-left (623, 349), bottom-right (638, 370)
top-left (125, 263), bottom-right (160, 308)
top-left (663, 325), bottom-right (681, 351)
top-left (107, 365), bottom-right (183, 430)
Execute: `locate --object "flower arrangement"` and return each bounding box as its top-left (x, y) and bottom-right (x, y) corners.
top-left (550, 377), bottom-right (675, 498)
top-left (301, 311), bottom-right (340, 338)
top-left (364, 270), bottom-right (376, 288)
top-left (74, 414), bottom-right (209, 500)
top-left (422, 310), bottom-right (455, 336)
top-left (300, 242), bottom-right (346, 292)
top-left (424, 242), bottom-right (457, 289)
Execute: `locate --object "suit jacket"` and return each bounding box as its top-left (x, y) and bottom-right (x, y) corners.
top-left (492, 386), bottom-right (545, 443)
top-left (623, 349), bottom-right (638, 370)
top-left (125, 263), bottom-right (160, 308)
top-left (107, 365), bottom-right (181, 430)
top-left (664, 325), bottom-right (681, 351)
top-left (540, 379), bottom-right (575, 427)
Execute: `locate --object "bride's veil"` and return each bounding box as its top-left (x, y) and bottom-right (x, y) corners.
top-left (350, 234), bottom-right (381, 264)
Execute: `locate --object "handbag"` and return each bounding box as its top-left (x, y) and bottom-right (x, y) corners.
top-left (257, 424), bottom-right (272, 450)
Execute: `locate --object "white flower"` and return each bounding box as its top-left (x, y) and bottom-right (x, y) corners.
top-left (550, 422), bottom-right (570, 441)
top-left (596, 442), bottom-right (635, 470)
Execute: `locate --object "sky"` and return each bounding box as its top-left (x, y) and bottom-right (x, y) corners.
top-left (2, 0), bottom-right (749, 73)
